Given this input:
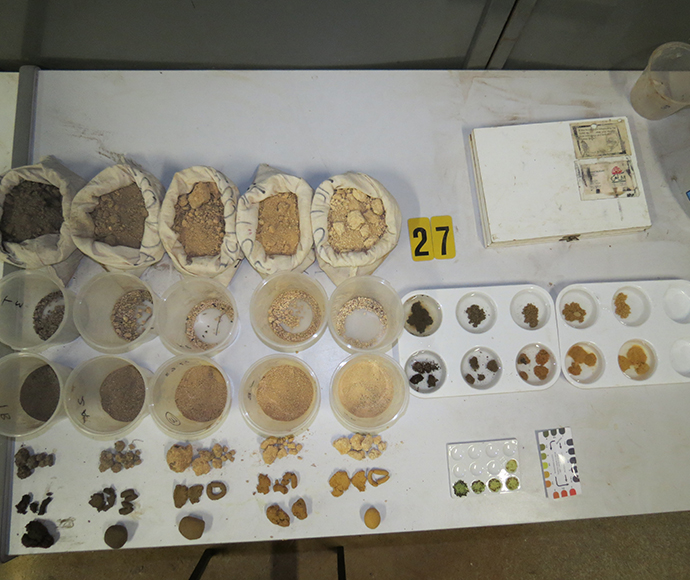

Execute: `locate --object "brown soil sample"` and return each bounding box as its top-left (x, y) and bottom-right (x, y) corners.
top-left (619, 344), bottom-right (649, 376)
top-left (179, 516), bottom-right (205, 540)
top-left (266, 504), bottom-right (290, 527)
top-left (518, 371), bottom-right (528, 380)
top-left (1, 181), bottom-right (63, 243)
top-left (291, 498), bottom-right (308, 520)
top-left (327, 188), bottom-right (386, 253)
top-left (104, 525), bottom-right (128, 549)
top-left (469, 357), bottom-right (479, 371)
top-left (21, 520), bottom-right (55, 549)
top-left (562, 302), bottom-right (586, 323)
top-left (111, 289), bottom-right (153, 341)
top-left (188, 484), bottom-right (204, 504)
top-left (260, 435), bottom-right (303, 464)
top-left (257, 474), bottom-right (271, 494)
top-left (207, 481), bottom-right (227, 500)
top-left (173, 485), bottom-right (189, 508)
top-left (465, 304), bottom-right (486, 328)
top-left (91, 183), bottom-right (148, 248)
top-left (338, 359), bottom-right (394, 418)
top-left (256, 192), bottom-right (300, 255)
top-left (407, 301), bottom-right (433, 334)
top-left (32, 291), bottom-right (65, 341)
top-left (98, 441), bottom-right (143, 473)
top-left (486, 359), bottom-right (499, 373)
top-left (268, 290), bottom-right (321, 343)
top-left (175, 365), bottom-right (227, 422)
top-left (534, 366), bottom-right (549, 380)
top-left (20, 365), bottom-right (60, 423)
top-left (364, 507), bottom-right (381, 529)
top-left (522, 303), bottom-right (539, 328)
top-left (15, 448), bottom-right (55, 479)
top-left (256, 365), bottom-right (314, 422)
top-left (329, 470), bottom-right (351, 497)
top-left (185, 298), bottom-right (234, 350)
top-left (99, 365), bottom-right (145, 422)
top-left (535, 349), bottom-right (550, 365)
top-left (173, 181), bottom-right (225, 258)
top-left (614, 293), bottom-right (631, 319)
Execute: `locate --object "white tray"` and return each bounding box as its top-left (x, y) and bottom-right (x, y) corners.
top-left (397, 284), bottom-right (560, 398)
top-left (556, 279), bottom-right (690, 388)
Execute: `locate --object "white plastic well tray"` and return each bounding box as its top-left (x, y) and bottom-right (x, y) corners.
top-left (556, 280), bottom-right (690, 388)
top-left (398, 284), bottom-right (560, 398)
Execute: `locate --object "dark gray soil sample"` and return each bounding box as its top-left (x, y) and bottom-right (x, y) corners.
top-left (104, 524), bottom-right (128, 549)
top-left (20, 365), bottom-right (60, 423)
top-left (90, 183), bottom-right (148, 248)
top-left (100, 365), bottom-right (146, 422)
top-left (38, 494), bottom-right (53, 515)
top-left (0, 181), bottom-right (63, 243)
top-left (465, 304), bottom-right (486, 328)
top-left (16, 494), bottom-right (31, 514)
top-left (21, 520), bottom-right (55, 549)
top-left (33, 291), bottom-right (65, 341)
top-left (406, 301), bottom-right (433, 334)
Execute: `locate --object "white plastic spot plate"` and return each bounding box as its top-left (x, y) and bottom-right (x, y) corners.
top-left (556, 279), bottom-right (690, 388)
top-left (398, 285), bottom-right (560, 398)
top-left (446, 438), bottom-right (521, 498)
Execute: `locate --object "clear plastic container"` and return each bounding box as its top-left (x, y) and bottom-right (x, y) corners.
top-left (0, 353), bottom-right (70, 438)
top-left (328, 275), bottom-right (404, 354)
top-left (330, 353), bottom-right (409, 433)
top-left (149, 355), bottom-right (231, 440)
top-left (64, 356), bottom-right (151, 440)
top-left (0, 269), bottom-right (79, 351)
top-left (250, 271), bottom-right (328, 353)
top-left (159, 278), bottom-right (239, 356)
top-left (240, 354), bottom-right (320, 437)
top-left (73, 272), bottom-right (159, 354)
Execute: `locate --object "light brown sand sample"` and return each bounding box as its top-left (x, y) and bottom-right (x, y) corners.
top-left (327, 188), bottom-right (386, 253)
top-left (256, 192), bottom-right (300, 255)
top-left (268, 289), bottom-right (321, 343)
top-left (175, 365), bottom-right (227, 422)
top-left (614, 293), bottom-right (631, 319)
top-left (173, 181), bottom-right (225, 258)
top-left (100, 365), bottom-right (145, 422)
top-left (91, 183), bottom-right (148, 248)
top-left (111, 289), bottom-right (153, 342)
top-left (256, 365), bottom-right (314, 422)
top-left (337, 359), bottom-right (394, 418)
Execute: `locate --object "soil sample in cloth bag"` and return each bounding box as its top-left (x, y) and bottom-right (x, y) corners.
top-left (236, 164), bottom-right (314, 278)
top-left (0, 156), bottom-right (85, 282)
top-left (311, 172), bottom-right (401, 285)
top-left (69, 162), bottom-right (165, 274)
top-left (159, 166), bottom-right (242, 285)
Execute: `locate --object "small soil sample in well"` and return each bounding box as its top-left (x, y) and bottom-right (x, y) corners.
top-left (185, 298), bottom-right (234, 350)
top-left (517, 345), bottom-right (554, 384)
top-left (566, 344), bottom-right (599, 382)
top-left (562, 302), bottom-right (587, 324)
top-left (256, 192), bottom-right (300, 256)
top-left (90, 183), bottom-right (148, 248)
top-left (462, 348), bottom-right (500, 388)
top-left (522, 303), bottom-right (539, 328)
top-left (614, 292), bottom-right (631, 319)
top-left (618, 343), bottom-right (651, 378)
top-left (175, 365), bottom-right (227, 422)
top-left (111, 289), bottom-right (153, 341)
top-left (327, 188), bottom-right (386, 253)
top-left (268, 289), bottom-right (322, 343)
top-left (407, 355), bottom-right (443, 393)
top-left (406, 300), bottom-right (433, 335)
top-left (335, 296), bottom-right (388, 349)
top-left (256, 364), bottom-right (314, 422)
top-left (32, 291), bottom-right (65, 341)
top-left (173, 181), bottom-right (225, 259)
top-left (0, 181), bottom-right (63, 243)
top-left (20, 365), bottom-right (60, 423)
top-left (466, 304), bottom-right (486, 328)
top-left (100, 365), bottom-right (146, 422)
top-left (338, 359), bottom-right (394, 418)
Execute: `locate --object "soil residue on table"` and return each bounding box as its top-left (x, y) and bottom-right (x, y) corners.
top-left (20, 365), bottom-right (60, 423)
top-left (90, 183), bottom-right (148, 248)
top-left (256, 192), bottom-right (300, 256)
top-left (173, 181), bottom-right (225, 259)
top-left (175, 365), bottom-right (227, 422)
top-left (327, 188), bottom-right (386, 253)
top-left (0, 181), bottom-right (63, 244)
top-left (100, 365), bottom-right (146, 422)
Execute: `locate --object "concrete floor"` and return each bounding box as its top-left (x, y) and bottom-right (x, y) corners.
top-left (4, 511), bottom-right (690, 580)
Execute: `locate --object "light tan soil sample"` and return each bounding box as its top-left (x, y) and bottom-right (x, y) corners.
top-left (111, 289), bottom-right (153, 342)
top-left (337, 360), bottom-right (394, 418)
top-left (291, 498), bottom-right (308, 520)
top-left (256, 365), bottom-right (314, 422)
top-left (522, 303), bottom-right (539, 328)
top-left (99, 365), bottom-right (145, 423)
top-left (567, 345), bottom-right (598, 376)
top-left (364, 507), bottom-right (381, 529)
top-left (179, 516), bottom-right (205, 540)
top-left (32, 291), bottom-right (65, 341)
top-left (173, 484), bottom-right (189, 508)
top-left (14, 447), bottom-right (55, 480)
top-left (614, 293), bottom-right (631, 319)
top-left (256, 192), bottom-right (300, 256)
top-left (185, 298), bottom-right (234, 350)
top-left (175, 366), bottom-right (227, 422)
top-left (266, 504), bottom-right (290, 527)
top-left (618, 344), bottom-right (650, 376)
top-left (268, 290), bottom-right (321, 343)
top-left (173, 181), bottom-right (225, 258)
top-left (90, 183), bottom-right (148, 248)
top-left (327, 188), bottom-right (386, 253)
top-left (0, 181), bottom-right (63, 243)
top-left (260, 436), bottom-right (303, 465)
top-left (257, 474), bottom-right (271, 494)
top-left (191, 457), bottom-right (211, 476)
top-left (167, 444), bottom-right (193, 473)
top-left (329, 470), bottom-right (350, 497)
top-left (333, 434), bottom-right (387, 460)
top-left (104, 524), bottom-right (128, 549)
top-left (367, 468), bottom-right (390, 487)
top-left (335, 297), bottom-right (387, 349)
top-left (207, 481), bottom-right (227, 500)
top-left (351, 470), bottom-right (367, 492)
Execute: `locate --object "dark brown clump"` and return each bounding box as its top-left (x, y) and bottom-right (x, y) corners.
top-left (1, 181), bottom-right (63, 243)
top-left (469, 356), bottom-right (479, 371)
top-left (21, 520), bottom-right (55, 549)
top-left (427, 375), bottom-right (438, 387)
top-left (14, 447), bottom-right (55, 479)
top-left (465, 374), bottom-right (475, 385)
top-left (407, 301), bottom-right (433, 334)
top-left (477, 374), bottom-right (485, 381)
top-left (465, 304), bottom-right (486, 328)
top-left (90, 183), bottom-right (148, 248)
top-left (486, 359), bottom-right (499, 373)
top-left (16, 494), bottom-right (31, 514)
top-left (535, 349), bottom-right (550, 365)
top-left (412, 360), bottom-right (440, 374)
top-left (522, 303), bottom-right (539, 328)
top-left (32, 291), bottom-right (65, 341)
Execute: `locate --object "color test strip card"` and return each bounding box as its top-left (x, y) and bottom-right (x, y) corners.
top-left (536, 427), bottom-right (581, 499)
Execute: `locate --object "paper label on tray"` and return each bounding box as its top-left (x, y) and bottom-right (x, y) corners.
top-left (570, 119), bottom-right (631, 159)
top-left (575, 158), bottom-right (639, 200)
top-left (536, 427), bottom-right (581, 499)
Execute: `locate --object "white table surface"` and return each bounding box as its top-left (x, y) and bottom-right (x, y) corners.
top-left (8, 70), bottom-right (690, 554)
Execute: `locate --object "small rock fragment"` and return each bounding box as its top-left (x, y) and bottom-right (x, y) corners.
top-left (167, 444), bottom-right (194, 473)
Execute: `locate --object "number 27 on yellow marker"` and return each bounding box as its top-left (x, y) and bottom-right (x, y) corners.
top-left (408, 218), bottom-right (433, 261)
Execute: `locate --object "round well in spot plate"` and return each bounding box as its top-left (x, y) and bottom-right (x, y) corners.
top-left (670, 339), bottom-right (690, 377)
top-left (456, 292), bottom-right (497, 334)
top-left (510, 287), bottom-right (552, 330)
top-left (405, 350), bottom-right (446, 394)
top-left (612, 286), bottom-right (651, 327)
top-left (617, 339), bottom-right (656, 381)
top-left (461, 347), bottom-right (502, 389)
top-left (515, 343), bottom-right (558, 386)
top-left (564, 342), bottom-right (605, 385)
top-left (663, 281), bottom-right (690, 324)
top-left (403, 295), bottom-right (442, 337)
top-left (558, 287), bottom-right (599, 329)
